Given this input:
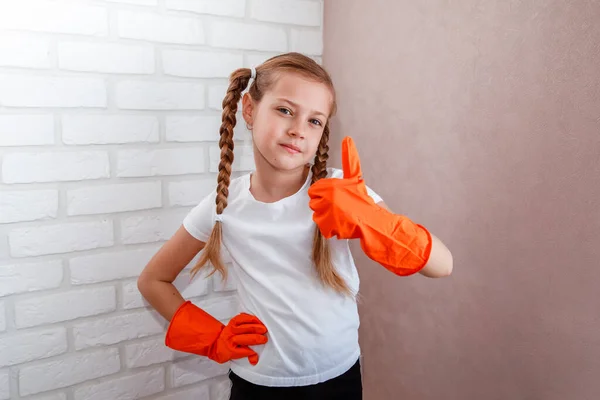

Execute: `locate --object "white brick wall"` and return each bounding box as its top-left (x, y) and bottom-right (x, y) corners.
top-left (19, 349), bottom-right (121, 396)
top-left (9, 220), bottom-right (114, 257)
top-left (73, 368), bottom-right (165, 400)
top-left (0, 189), bottom-right (58, 223)
top-left (0, 327), bottom-right (68, 366)
top-left (62, 115), bottom-right (159, 145)
top-left (66, 181), bottom-right (162, 216)
top-left (15, 286), bottom-right (117, 328)
top-left (0, 0), bottom-right (323, 398)
top-left (0, 260), bottom-right (63, 296)
top-left (2, 151), bottom-right (110, 184)
top-left (0, 115), bottom-right (54, 147)
top-left (0, 75), bottom-right (107, 108)
top-left (0, 370), bottom-right (8, 400)
top-left (0, 303), bottom-right (5, 332)
top-left (58, 42), bottom-right (155, 74)
top-left (0, 33), bottom-right (52, 69)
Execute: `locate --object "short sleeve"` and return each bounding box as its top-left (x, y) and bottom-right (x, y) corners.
top-left (327, 168), bottom-right (383, 204)
top-left (182, 190), bottom-right (217, 243)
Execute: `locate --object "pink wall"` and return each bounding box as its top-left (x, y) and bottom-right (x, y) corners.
top-left (323, 1), bottom-right (600, 399)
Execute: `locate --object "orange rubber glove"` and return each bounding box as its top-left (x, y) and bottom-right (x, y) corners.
top-left (165, 301), bottom-right (268, 365)
top-left (308, 136), bottom-right (433, 276)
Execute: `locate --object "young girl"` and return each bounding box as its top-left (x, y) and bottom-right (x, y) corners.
top-left (138, 52), bottom-right (453, 399)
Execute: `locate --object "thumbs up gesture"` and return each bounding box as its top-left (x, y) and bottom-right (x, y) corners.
top-left (308, 136), bottom-right (433, 276)
top-left (308, 136), bottom-right (377, 240)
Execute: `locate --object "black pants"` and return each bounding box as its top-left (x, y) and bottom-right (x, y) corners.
top-left (229, 359), bottom-right (362, 400)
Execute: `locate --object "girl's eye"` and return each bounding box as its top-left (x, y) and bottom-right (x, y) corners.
top-left (310, 119), bottom-right (322, 126)
top-left (278, 107), bottom-right (291, 115)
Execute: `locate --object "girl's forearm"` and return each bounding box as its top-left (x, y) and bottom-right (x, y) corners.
top-left (138, 278), bottom-right (186, 322)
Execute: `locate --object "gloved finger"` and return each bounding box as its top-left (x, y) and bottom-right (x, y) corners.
top-left (232, 333), bottom-right (268, 346)
top-left (248, 353), bottom-right (259, 365)
top-left (232, 313), bottom-right (267, 327)
top-left (230, 323), bottom-right (267, 335)
top-left (231, 346), bottom-right (259, 361)
top-left (341, 136), bottom-right (363, 180)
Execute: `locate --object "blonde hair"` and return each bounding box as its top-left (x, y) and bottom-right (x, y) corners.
top-left (190, 52), bottom-right (351, 296)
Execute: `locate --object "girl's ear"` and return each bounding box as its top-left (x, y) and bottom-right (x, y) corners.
top-left (242, 93), bottom-right (254, 127)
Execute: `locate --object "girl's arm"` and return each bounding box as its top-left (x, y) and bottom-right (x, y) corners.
top-left (137, 226), bottom-right (206, 321)
top-left (377, 201), bottom-right (453, 278)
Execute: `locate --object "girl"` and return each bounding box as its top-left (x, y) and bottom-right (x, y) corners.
top-left (137, 52), bottom-right (453, 400)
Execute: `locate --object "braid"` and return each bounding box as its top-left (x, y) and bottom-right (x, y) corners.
top-left (190, 70), bottom-right (252, 281)
top-left (216, 74), bottom-right (250, 214)
top-left (311, 125), bottom-right (353, 296)
top-left (310, 125), bottom-right (330, 184)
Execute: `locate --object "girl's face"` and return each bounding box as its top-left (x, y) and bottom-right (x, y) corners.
top-left (242, 72), bottom-right (333, 174)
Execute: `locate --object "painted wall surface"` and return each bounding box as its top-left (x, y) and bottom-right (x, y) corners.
top-left (324, 1), bottom-right (600, 399)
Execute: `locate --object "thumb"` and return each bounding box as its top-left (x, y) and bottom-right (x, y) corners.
top-left (341, 136), bottom-right (363, 179)
top-left (248, 353), bottom-right (259, 365)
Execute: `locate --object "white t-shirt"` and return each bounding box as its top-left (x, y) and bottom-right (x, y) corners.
top-left (182, 167), bottom-right (382, 387)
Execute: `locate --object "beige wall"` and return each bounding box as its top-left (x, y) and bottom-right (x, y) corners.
top-left (323, 1), bottom-right (600, 399)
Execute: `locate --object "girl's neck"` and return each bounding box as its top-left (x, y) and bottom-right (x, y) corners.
top-left (250, 162), bottom-right (310, 203)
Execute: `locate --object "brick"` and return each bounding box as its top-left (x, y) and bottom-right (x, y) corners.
top-left (0, 370), bottom-right (7, 400)
top-left (0, 33), bottom-right (51, 69)
top-left (73, 368), bottom-right (164, 400)
top-left (15, 286), bottom-right (116, 329)
top-left (0, 260), bottom-right (63, 297)
top-left (290, 29), bottom-right (323, 55)
top-left (0, 115), bottom-right (54, 147)
top-left (208, 84), bottom-right (231, 111)
top-left (166, 115), bottom-right (220, 142)
top-left (9, 220), bottom-right (113, 258)
top-left (121, 280), bottom-right (147, 310)
top-left (0, 235), bottom-right (9, 263)
top-left (154, 385), bottom-right (210, 400)
top-left (0, 302), bottom-right (5, 332)
top-left (208, 21), bottom-right (287, 52)
top-left (0, 2), bottom-right (107, 36)
top-left (0, 327), bottom-right (67, 367)
top-left (124, 337), bottom-right (184, 368)
top-left (73, 310), bottom-right (165, 349)
top-left (19, 348), bottom-right (120, 396)
top-left (0, 190), bottom-right (58, 224)
top-left (118, 11), bottom-right (204, 44)
top-left (117, 148), bottom-right (205, 177)
top-left (2, 151), bottom-right (109, 184)
top-left (163, 50), bottom-right (242, 78)
top-left (67, 182), bottom-right (162, 216)
top-left (59, 42), bottom-right (154, 74)
top-left (251, 0), bottom-right (321, 26)
top-left (165, 0), bottom-right (245, 17)
top-left (168, 178), bottom-right (216, 207)
top-left (245, 52), bottom-right (281, 68)
top-left (62, 115), bottom-right (159, 145)
top-left (116, 81), bottom-right (205, 110)
top-left (119, 210), bottom-right (188, 244)
top-left (166, 114), bottom-right (252, 142)
top-left (70, 246), bottom-right (160, 285)
top-left (194, 296), bottom-right (239, 321)
top-left (0, 75), bottom-right (106, 108)
top-left (107, 0), bottom-right (158, 5)
top-left (209, 144), bottom-right (254, 173)
top-left (27, 394), bottom-right (67, 400)
top-left (171, 357), bottom-right (229, 387)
